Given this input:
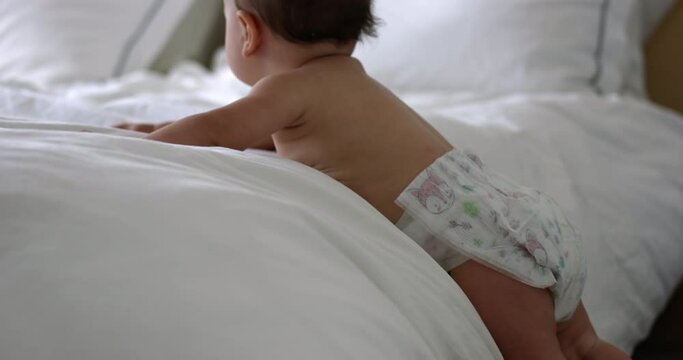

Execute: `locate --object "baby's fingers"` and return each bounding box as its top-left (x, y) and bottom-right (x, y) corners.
top-left (114, 123), bottom-right (158, 133)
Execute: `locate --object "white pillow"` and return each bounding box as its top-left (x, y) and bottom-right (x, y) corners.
top-left (599, 0), bottom-right (682, 98)
top-left (151, 0), bottom-right (225, 73)
top-left (0, 0), bottom-right (193, 88)
top-left (354, 0), bottom-right (644, 96)
top-left (642, 0), bottom-right (677, 39)
top-left (597, 0), bottom-right (644, 95)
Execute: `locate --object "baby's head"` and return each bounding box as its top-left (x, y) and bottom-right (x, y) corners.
top-left (224, 0), bottom-right (378, 84)
top-left (234, 0), bottom-right (378, 44)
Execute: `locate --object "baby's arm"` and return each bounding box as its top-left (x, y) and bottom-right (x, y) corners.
top-left (145, 75), bottom-right (303, 150)
top-left (115, 122), bottom-right (275, 150)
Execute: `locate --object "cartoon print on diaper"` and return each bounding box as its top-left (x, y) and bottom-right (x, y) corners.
top-left (490, 209), bottom-right (502, 225)
top-left (398, 149), bottom-right (585, 321)
top-left (524, 229), bottom-right (548, 266)
top-left (463, 201), bottom-right (480, 217)
top-left (491, 183), bottom-right (509, 197)
top-left (509, 218), bottom-right (521, 231)
top-left (465, 152), bottom-right (484, 169)
top-left (409, 169), bottom-right (455, 214)
top-left (461, 185), bottom-right (476, 193)
top-left (437, 162), bottom-right (459, 181)
top-left (449, 219), bottom-right (473, 230)
top-left (542, 224), bottom-right (551, 241)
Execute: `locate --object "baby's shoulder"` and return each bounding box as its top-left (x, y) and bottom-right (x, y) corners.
top-left (252, 71), bottom-right (304, 94)
top-left (247, 71), bottom-right (313, 113)
top-left (251, 66), bottom-right (344, 103)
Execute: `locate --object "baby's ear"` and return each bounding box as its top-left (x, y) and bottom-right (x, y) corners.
top-left (237, 10), bottom-right (262, 57)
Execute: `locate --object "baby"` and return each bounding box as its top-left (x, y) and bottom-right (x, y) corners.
top-left (118, 1), bottom-right (629, 359)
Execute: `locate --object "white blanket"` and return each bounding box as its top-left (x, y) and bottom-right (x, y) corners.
top-left (0, 119), bottom-right (500, 360)
top-left (1, 64), bottom-right (683, 357)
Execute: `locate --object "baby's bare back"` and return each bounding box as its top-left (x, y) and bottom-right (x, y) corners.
top-left (272, 58), bottom-right (453, 223)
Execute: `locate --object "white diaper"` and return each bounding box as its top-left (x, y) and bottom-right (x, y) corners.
top-left (395, 148), bottom-right (586, 322)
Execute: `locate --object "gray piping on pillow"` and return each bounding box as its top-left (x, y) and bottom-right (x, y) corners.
top-left (590, 0), bottom-right (610, 95)
top-left (112, 0), bottom-right (166, 77)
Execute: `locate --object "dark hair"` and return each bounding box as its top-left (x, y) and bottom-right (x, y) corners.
top-left (236, 0), bottom-right (379, 44)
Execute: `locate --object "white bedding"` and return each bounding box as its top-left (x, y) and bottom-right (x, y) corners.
top-left (0, 120), bottom-right (500, 360)
top-left (1, 64), bottom-right (683, 358)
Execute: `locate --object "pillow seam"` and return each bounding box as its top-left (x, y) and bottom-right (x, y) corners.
top-left (590, 0), bottom-right (610, 95)
top-left (112, 0), bottom-right (166, 77)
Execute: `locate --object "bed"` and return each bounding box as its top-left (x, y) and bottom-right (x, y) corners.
top-left (1, 1), bottom-right (682, 359)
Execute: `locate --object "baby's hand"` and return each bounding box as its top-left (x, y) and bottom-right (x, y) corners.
top-left (114, 122), bottom-right (173, 133)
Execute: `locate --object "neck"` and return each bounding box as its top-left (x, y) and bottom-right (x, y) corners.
top-left (259, 39), bottom-right (356, 78)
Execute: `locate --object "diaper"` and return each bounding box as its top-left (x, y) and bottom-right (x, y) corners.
top-left (395, 148), bottom-right (586, 322)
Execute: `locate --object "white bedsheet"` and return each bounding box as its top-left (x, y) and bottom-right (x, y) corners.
top-left (0, 119), bottom-right (500, 360)
top-left (1, 64), bottom-right (682, 357)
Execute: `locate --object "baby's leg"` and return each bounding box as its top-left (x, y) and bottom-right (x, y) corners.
top-left (451, 261), bottom-right (630, 360)
top-left (557, 304), bottom-right (630, 360)
top-left (451, 260), bottom-right (566, 360)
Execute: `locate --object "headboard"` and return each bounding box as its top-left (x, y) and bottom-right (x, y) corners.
top-left (646, 0), bottom-right (683, 115)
